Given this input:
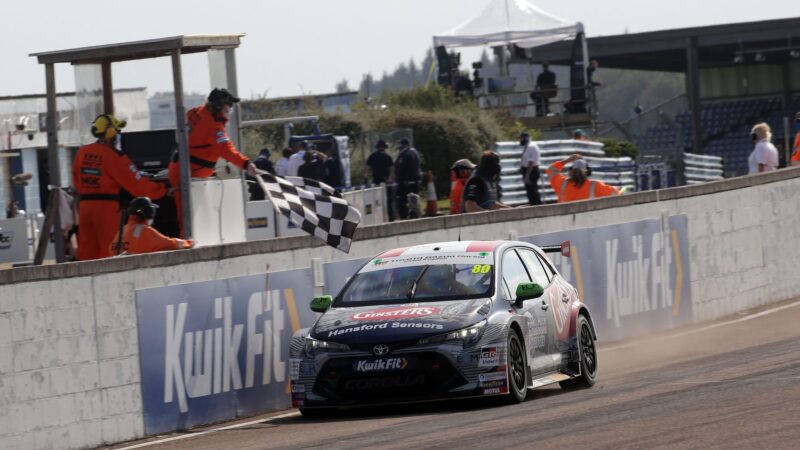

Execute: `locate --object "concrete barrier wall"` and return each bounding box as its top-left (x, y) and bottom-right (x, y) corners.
top-left (1, 167), bottom-right (799, 449)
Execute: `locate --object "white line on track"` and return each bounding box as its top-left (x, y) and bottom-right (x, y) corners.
top-left (601, 299), bottom-right (800, 353)
top-left (113, 411), bottom-right (301, 450)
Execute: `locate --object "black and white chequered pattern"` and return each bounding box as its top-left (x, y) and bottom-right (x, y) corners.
top-left (255, 173), bottom-right (361, 252)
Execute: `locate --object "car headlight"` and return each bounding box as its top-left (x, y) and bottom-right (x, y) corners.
top-left (417, 320), bottom-right (487, 348)
top-left (305, 336), bottom-right (350, 355)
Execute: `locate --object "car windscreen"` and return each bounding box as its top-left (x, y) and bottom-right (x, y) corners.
top-left (336, 263), bottom-right (493, 305)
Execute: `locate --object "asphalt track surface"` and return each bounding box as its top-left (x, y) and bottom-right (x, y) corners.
top-left (110, 298), bottom-right (800, 450)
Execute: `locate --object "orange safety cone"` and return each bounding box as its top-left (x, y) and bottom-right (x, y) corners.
top-left (424, 170), bottom-right (439, 217)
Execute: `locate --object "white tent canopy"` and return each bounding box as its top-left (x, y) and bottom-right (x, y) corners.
top-left (433, 0), bottom-right (582, 49)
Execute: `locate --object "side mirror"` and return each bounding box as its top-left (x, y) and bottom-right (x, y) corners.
top-left (310, 295), bottom-right (333, 313)
top-left (515, 282), bottom-right (544, 303)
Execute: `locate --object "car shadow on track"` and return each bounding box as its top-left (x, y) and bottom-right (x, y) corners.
top-left (273, 386), bottom-right (567, 424)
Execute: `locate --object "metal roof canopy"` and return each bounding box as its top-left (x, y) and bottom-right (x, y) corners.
top-left (523, 17), bottom-right (800, 158)
top-left (31, 34), bottom-right (244, 263)
top-left (527, 17), bottom-right (800, 72)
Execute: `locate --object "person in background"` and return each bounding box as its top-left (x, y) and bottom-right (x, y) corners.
top-left (323, 146), bottom-right (345, 188)
top-left (587, 60), bottom-right (601, 87)
top-left (519, 132), bottom-right (541, 206)
top-left (532, 62), bottom-right (556, 116)
top-left (73, 114), bottom-right (167, 260)
top-left (275, 147), bottom-right (293, 176)
top-left (790, 113), bottom-right (800, 166)
top-left (287, 141), bottom-right (309, 176)
top-left (449, 159), bottom-right (476, 214)
top-left (247, 148), bottom-right (275, 201)
top-left (394, 138), bottom-right (422, 220)
top-left (167, 88), bottom-right (256, 237)
top-left (364, 139), bottom-right (394, 185)
top-left (547, 154), bottom-right (619, 203)
top-left (109, 197), bottom-right (193, 256)
top-left (462, 151), bottom-right (510, 213)
top-left (748, 122), bottom-right (779, 174)
top-left (365, 139), bottom-right (396, 221)
top-left (573, 129), bottom-right (588, 141)
top-left (297, 149), bottom-right (326, 181)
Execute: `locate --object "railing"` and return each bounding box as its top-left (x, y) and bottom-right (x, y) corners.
top-left (497, 140), bottom-right (636, 205)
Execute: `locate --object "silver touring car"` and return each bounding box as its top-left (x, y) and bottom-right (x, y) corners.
top-left (289, 240), bottom-right (598, 416)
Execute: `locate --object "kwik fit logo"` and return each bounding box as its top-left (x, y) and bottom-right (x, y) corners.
top-left (353, 357), bottom-right (408, 372)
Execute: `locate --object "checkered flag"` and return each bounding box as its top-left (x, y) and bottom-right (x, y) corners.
top-left (254, 172), bottom-right (361, 253)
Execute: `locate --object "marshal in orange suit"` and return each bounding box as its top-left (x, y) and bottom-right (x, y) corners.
top-left (109, 197), bottom-right (193, 255)
top-left (72, 114), bottom-right (167, 261)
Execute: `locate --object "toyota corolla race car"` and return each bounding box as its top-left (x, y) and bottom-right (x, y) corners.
top-left (289, 240), bottom-right (598, 416)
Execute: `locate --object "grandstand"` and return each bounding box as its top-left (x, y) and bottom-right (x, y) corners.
top-left (530, 17), bottom-right (800, 178)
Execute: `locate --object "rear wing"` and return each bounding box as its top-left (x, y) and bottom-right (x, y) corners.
top-left (540, 240), bottom-right (571, 257)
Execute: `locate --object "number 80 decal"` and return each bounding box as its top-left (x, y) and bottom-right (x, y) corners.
top-left (471, 264), bottom-right (492, 274)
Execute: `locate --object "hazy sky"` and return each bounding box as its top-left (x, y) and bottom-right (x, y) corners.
top-left (3, 0), bottom-right (799, 99)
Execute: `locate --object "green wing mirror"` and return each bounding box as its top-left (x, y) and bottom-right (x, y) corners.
top-left (310, 295), bottom-right (333, 313)
top-left (515, 282), bottom-right (544, 302)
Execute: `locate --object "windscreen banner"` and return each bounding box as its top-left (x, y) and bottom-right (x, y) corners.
top-left (135, 268), bottom-right (316, 435)
top-left (522, 214), bottom-right (692, 341)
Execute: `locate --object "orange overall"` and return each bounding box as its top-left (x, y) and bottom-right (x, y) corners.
top-left (791, 132), bottom-right (800, 164)
top-left (109, 217), bottom-right (190, 255)
top-left (73, 141), bottom-right (166, 260)
top-left (546, 160), bottom-right (619, 203)
top-left (167, 105), bottom-right (249, 236)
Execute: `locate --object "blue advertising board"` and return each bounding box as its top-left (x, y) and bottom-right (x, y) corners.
top-left (523, 215), bottom-right (692, 341)
top-left (135, 268), bottom-right (317, 435)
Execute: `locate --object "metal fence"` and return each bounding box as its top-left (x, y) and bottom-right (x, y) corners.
top-left (498, 140), bottom-right (636, 205)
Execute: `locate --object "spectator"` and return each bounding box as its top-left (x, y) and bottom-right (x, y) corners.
top-left (287, 141), bottom-right (309, 176)
top-left (448, 159), bottom-right (476, 214)
top-left (275, 147), bottom-right (293, 176)
top-left (573, 129), bottom-right (588, 141)
top-left (365, 139), bottom-right (396, 221)
top-left (109, 197), bottom-right (193, 256)
top-left (791, 113), bottom-right (800, 166)
top-left (247, 148), bottom-right (275, 201)
top-left (547, 154), bottom-right (619, 203)
top-left (462, 151), bottom-right (510, 213)
top-left (364, 139), bottom-right (394, 185)
top-left (394, 138), bottom-right (422, 220)
top-left (748, 123), bottom-right (779, 174)
top-left (587, 60), bottom-right (601, 87)
top-left (531, 62), bottom-right (556, 116)
top-left (298, 150), bottom-right (326, 181)
top-left (519, 132), bottom-right (542, 206)
top-left (323, 146), bottom-right (345, 188)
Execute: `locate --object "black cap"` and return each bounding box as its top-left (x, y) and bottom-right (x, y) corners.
top-left (375, 139), bottom-right (388, 149)
top-left (520, 132), bottom-right (530, 138)
top-left (127, 197), bottom-right (158, 220)
top-left (208, 88), bottom-right (240, 110)
top-left (398, 138), bottom-right (410, 147)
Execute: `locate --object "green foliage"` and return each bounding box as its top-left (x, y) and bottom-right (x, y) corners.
top-left (599, 138), bottom-right (639, 159)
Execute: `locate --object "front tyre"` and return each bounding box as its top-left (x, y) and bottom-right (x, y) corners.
top-left (506, 330), bottom-right (528, 403)
top-left (560, 315), bottom-right (597, 390)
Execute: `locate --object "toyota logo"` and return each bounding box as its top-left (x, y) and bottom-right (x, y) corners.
top-left (372, 344), bottom-right (390, 356)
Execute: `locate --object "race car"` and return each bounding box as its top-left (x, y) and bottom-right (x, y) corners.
top-left (289, 240), bottom-right (598, 416)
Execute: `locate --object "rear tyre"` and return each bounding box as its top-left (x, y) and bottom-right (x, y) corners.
top-left (506, 330), bottom-right (528, 403)
top-left (559, 315), bottom-right (597, 390)
top-left (299, 407), bottom-right (336, 418)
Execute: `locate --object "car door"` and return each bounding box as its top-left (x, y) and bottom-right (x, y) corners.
top-left (536, 251), bottom-right (575, 367)
top-left (500, 249), bottom-right (552, 376)
top-left (516, 248), bottom-right (559, 373)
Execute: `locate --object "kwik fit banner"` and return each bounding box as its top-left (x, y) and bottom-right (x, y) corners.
top-left (522, 215), bottom-right (692, 341)
top-left (135, 268), bottom-right (316, 435)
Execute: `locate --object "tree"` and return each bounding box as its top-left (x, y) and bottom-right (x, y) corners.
top-left (335, 78), bottom-right (351, 93)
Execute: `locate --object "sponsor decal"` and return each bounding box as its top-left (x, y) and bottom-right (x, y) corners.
top-left (290, 359), bottom-right (300, 380)
top-left (478, 346), bottom-right (500, 367)
top-left (390, 322), bottom-right (444, 330)
top-left (372, 258), bottom-right (387, 266)
top-left (483, 387), bottom-right (502, 395)
top-left (478, 371), bottom-right (507, 383)
top-left (216, 131), bottom-right (231, 143)
top-left (247, 217), bottom-right (269, 229)
top-left (327, 322), bottom-right (388, 338)
top-left (129, 164), bottom-right (138, 173)
top-left (0, 231), bottom-right (12, 250)
top-left (353, 357), bottom-right (408, 372)
top-left (291, 383), bottom-right (305, 393)
top-left (480, 380), bottom-right (506, 389)
top-left (344, 374), bottom-right (425, 390)
top-left (352, 306), bottom-right (441, 321)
